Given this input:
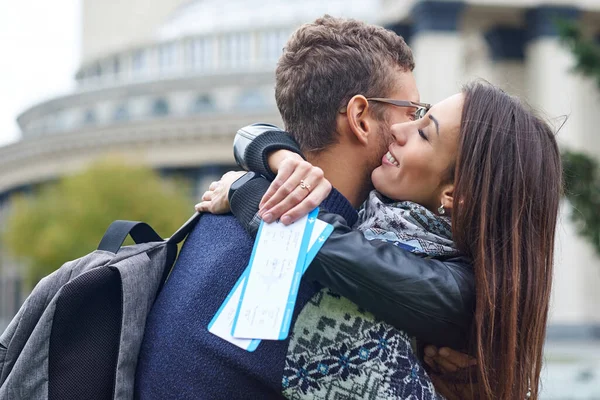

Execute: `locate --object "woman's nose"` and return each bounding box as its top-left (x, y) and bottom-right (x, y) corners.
top-left (391, 124), bottom-right (408, 146)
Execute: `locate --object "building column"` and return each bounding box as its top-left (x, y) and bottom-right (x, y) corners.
top-left (484, 27), bottom-right (526, 97)
top-left (525, 6), bottom-right (600, 328)
top-left (410, 1), bottom-right (466, 103)
top-left (525, 6), bottom-right (582, 149)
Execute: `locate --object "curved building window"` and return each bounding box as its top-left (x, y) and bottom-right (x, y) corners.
top-left (133, 50), bottom-right (146, 74)
top-left (261, 30), bottom-right (287, 62)
top-left (219, 36), bottom-right (230, 68)
top-left (189, 37), bottom-right (213, 71)
top-left (151, 98), bottom-right (170, 116)
top-left (40, 119), bottom-right (50, 134)
top-left (159, 43), bottom-right (177, 73)
top-left (217, 33), bottom-right (251, 69)
top-left (113, 58), bottom-right (121, 77)
top-left (83, 109), bottom-right (96, 125)
top-left (190, 94), bottom-right (215, 114)
top-left (237, 90), bottom-right (266, 110)
top-left (113, 104), bottom-right (129, 121)
top-left (92, 63), bottom-right (102, 79)
top-left (53, 113), bottom-right (65, 131)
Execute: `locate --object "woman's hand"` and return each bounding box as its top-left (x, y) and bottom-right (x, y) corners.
top-left (424, 345), bottom-right (478, 400)
top-left (260, 152), bottom-right (332, 225)
top-left (195, 171), bottom-right (246, 214)
top-left (424, 345), bottom-right (477, 374)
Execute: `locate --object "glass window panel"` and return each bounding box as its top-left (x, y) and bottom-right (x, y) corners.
top-left (133, 50), bottom-right (146, 73)
top-left (191, 94), bottom-right (215, 114)
top-left (113, 58), bottom-right (120, 75)
top-left (151, 98), bottom-right (169, 116)
top-left (237, 90), bottom-right (266, 110)
top-left (159, 43), bottom-right (176, 72)
top-left (83, 109), bottom-right (96, 125)
top-left (203, 38), bottom-right (213, 70)
top-left (219, 36), bottom-right (229, 67)
top-left (113, 104), bottom-right (129, 121)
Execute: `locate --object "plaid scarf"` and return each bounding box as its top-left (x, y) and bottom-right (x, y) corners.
top-left (356, 191), bottom-right (459, 257)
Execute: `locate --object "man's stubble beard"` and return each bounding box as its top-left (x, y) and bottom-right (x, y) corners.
top-left (362, 120), bottom-right (393, 197)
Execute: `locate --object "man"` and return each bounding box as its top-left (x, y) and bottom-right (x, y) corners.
top-left (135, 16), bottom-right (467, 399)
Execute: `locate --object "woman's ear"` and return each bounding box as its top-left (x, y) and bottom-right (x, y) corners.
top-left (440, 184), bottom-right (454, 214)
top-left (345, 95), bottom-right (372, 146)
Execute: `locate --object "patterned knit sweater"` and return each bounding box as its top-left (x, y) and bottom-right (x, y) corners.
top-left (283, 289), bottom-right (441, 399)
top-left (280, 201), bottom-right (443, 399)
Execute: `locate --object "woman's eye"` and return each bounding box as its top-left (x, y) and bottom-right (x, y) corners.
top-left (418, 129), bottom-right (428, 141)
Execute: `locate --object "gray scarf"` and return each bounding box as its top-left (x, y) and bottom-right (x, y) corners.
top-left (356, 191), bottom-right (459, 257)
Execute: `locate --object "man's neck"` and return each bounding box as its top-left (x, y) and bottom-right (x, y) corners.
top-left (306, 147), bottom-right (371, 209)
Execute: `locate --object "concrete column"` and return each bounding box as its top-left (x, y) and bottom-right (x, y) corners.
top-left (573, 35), bottom-right (600, 323)
top-left (525, 6), bottom-right (582, 148)
top-left (410, 1), bottom-right (466, 103)
top-left (525, 6), bottom-right (600, 328)
top-left (484, 27), bottom-right (526, 97)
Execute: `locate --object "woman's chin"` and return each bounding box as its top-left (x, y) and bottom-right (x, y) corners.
top-left (371, 168), bottom-right (389, 196)
top-left (371, 166), bottom-right (383, 185)
top-left (372, 168), bottom-right (404, 201)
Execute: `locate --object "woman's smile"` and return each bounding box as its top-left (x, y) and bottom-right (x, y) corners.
top-left (382, 151), bottom-right (400, 167)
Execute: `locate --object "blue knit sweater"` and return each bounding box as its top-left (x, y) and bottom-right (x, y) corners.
top-left (134, 190), bottom-right (357, 399)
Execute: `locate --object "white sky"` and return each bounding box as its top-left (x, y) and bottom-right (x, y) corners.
top-left (0, 0), bottom-right (80, 147)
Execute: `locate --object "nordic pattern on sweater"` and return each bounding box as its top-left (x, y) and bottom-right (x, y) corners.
top-left (282, 289), bottom-right (442, 400)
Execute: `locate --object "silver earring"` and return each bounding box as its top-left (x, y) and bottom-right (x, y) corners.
top-left (438, 203), bottom-right (445, 215)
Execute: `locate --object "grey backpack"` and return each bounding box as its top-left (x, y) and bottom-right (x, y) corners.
top-left (0, 213), bottom-right (200, 400)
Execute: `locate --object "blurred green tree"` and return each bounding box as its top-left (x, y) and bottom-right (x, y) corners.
top-left (558, 21), bottom-right (600, 90)
top-left (3, 158), bottom-right (193, 287)
top-left (562, 150), bottom-right (600, 254)
top-left (558, 20), bottom-right (600, 256)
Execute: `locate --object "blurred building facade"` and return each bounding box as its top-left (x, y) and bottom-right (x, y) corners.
top-left (1, 0), bottom-right (600, 396)
top-left (0, 0), bottom-right (381, 335)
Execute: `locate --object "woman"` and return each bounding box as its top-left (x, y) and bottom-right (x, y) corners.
top-left (199, 82), bottom-right (562, 399)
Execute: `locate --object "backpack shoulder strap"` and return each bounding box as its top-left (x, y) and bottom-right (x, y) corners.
top-left (167, 212), bottom-right (202, 244)
top-left (97, 221), bottom-right (163, 254)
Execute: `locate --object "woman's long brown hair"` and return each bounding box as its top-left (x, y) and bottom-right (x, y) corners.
top-left (452, 82), bottom-right (562, 399)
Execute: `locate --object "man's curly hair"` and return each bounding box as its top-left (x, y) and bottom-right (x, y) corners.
top-left (275, 15), bottom-right (415, 153)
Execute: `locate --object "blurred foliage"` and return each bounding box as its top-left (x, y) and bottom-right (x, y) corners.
top-left (562, 150), bottom-right (600, 255)
top-left (557, 20), bottom-right (600, 256)
top-left (557, 20), bottom-right (600, 90)
top-left (3, 158), bottom-right (193, 287)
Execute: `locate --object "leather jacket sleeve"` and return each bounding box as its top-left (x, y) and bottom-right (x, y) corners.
top-left (234, 124), bottom-right (303, 179)
top-left (306, 212), bottom-right (474, 349)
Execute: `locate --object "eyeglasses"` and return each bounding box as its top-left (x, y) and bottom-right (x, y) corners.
top-left (339, 98), bottom-right (431, 120)
top-left (368, 98), bottom-right (431, 119)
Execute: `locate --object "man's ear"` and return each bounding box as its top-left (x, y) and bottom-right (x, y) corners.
top-left (440, 184), bottom-right (454, 214)
top-left (345, 95), bottom-right (372, 146)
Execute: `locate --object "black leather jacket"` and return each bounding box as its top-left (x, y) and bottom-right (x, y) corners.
top-left (230, 125), bottom-right (475, 349)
